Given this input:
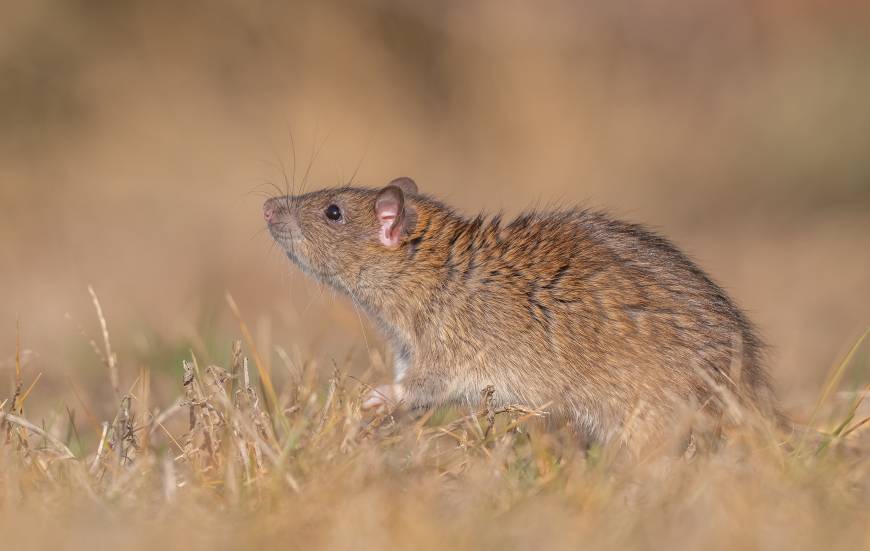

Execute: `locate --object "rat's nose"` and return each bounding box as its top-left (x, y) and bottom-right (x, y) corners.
top-left (263, 198), bottom-right (280, 222)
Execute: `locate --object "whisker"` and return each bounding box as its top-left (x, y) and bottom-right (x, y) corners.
top-left (248, 226), bottom-right (272, 242)
top-left (262, 135), bottom-right (294, 215)
top-left (244, 184), bottom-right (284, 202)
top-left (245, 190), bottom-right (276, 200)
top-left (276, 152), bottom-right (291, 206)
top-left (348, 138), bottom-right (370, 187)
top-left (300, 279), bottom-right (323, 316)
top-left (350, 298), bottom-right (375, 373)
top-left (262, 181), bottom-right (288, 199)
top-left (300, 126), bottom-right (331, 196)
top-left (286, 121), bottom-right (297, 197)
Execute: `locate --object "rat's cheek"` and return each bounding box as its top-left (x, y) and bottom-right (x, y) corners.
top-left (292, 241), bottom-right (308, 262)
top-left (285, 214), bottom-right (303, 236)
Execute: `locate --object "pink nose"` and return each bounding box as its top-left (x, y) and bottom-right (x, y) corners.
top-left (264, 198), bottom-right (287, 223)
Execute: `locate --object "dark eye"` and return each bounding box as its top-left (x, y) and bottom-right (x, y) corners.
top-left (325, 204), bottom-right (342, 221)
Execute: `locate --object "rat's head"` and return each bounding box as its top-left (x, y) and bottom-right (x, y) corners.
top-left (263, 177), bottom-right (419, 293)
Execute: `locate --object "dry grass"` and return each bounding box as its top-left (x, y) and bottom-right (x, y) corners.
top-left (1, 292), bottom-right (868, 551)
top-left (2, 3), bottom-right (869, 549)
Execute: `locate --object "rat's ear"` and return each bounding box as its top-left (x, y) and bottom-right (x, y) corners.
top-left (375, 184), bottom-right (416, 249)
top-left (387, 177), bottom-right (418, 196)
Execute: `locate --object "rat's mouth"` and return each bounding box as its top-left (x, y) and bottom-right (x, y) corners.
top-left (269, 232), bottom-right (319, 275)
top-left (266, 222), bottom-right (340, 287)
top-left (267, 222), bottom-right (299, 246)
top-left (268, 225), bottom-right (306, 268)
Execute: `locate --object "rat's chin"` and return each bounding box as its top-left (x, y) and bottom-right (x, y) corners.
top-left (279, 244), bottom-right (305, 269)
top-left (270, 229), bottom-right (307, 261)
top-left (269, 231), bottom-right (305, 266)
top-left (272, 237), bottom-right (343, 289)
top-left (283, 249), bottom-right (330, 280)
top-left (268, 226), bottom-right (295, 244)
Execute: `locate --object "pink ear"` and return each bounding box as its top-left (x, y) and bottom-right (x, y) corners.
top-left (388, 177), bottom-right (418, 196)
top-left (375, 186), bottom-right (405, 248)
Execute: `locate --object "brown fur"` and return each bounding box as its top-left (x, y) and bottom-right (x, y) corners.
top-left (264, 181), bottom-right (779, 451)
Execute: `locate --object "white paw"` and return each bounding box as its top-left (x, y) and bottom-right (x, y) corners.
top-left (362, 384), bottom-right (404, 412)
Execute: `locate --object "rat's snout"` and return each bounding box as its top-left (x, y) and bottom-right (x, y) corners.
top-left (264, 197), bottom-right (295, 224)
top-left (263, 197), bottom-right (281, 223)
top-left (263, 197), bottom-right (300, 242)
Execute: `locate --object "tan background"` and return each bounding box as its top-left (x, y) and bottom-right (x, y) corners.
top-left (2, 1), bottom-right (868, 415)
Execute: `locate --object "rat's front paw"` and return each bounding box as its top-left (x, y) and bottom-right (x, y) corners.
top-left (361, 384), bottom-right (404, 412)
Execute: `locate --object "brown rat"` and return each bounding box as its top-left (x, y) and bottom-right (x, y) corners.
top-left (264, 178), bottom-right (779, 452)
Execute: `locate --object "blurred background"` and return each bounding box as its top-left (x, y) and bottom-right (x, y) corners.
top-left (1, 0), bottom-right (868, 417)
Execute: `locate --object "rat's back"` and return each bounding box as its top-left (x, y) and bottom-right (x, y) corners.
top-left (403, 206), bottom-right (776, 448)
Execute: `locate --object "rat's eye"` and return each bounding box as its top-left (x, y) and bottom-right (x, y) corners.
top-left (325, 204), bottom-right (342, 221)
